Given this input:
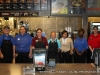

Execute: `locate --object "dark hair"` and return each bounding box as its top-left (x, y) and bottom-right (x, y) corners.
top-left (61, 30), bottom-right (68, 37)
top-left (93, 26), bottom-right (98, 30)
top-left (19, 26), bottom-right (27, 33)
top-left (20, 26), bottom-right (26, 30)
top-left (78, 28), bottom-right (85, 34)
top-left (4, 25), bottom-right (10, 29)
top-left (36, 28), bottom-right (42, 32)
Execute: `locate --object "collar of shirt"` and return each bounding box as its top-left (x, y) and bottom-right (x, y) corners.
top-left (77, 37), bottom-right (84, 40)
top-left (3, 34), bottom-right (11, 39)
top-left (62, 37), bottom-right (68, 44)
top-left (50, 38), bottom-right (57, 42)
top-left (3, 34), bottom-right (9, 37)
top-left (36, 36), bottom-right (43, 39)
top-left (19, 33), bottom-right (27, 37)
top-left (36, 36), bottom-right (43, 41)
top-left (91, 34), bottom-right (100, 37)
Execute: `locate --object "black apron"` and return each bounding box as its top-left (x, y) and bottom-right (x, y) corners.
top-left (35, 37), bottom-right (46, 48)
top-left (0, 35), bottom-right (13, 63)
top-left (48, 40), bottom-right (59, 62)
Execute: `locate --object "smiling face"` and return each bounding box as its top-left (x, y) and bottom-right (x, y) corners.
top-left (51, 32), bottom-right (56, 39)
top-left (37, 30), bottom-right (42, 37)
top-left (93, 27), bottom-right (98, 34)
top-left (78, 31), bottom-right (84, 37)
top-left (20, 26), bottom-right (26, 35)
top-left (3, 28), bottom-right (10, 35)
top-left (62, 32), bottom-right (68, 38)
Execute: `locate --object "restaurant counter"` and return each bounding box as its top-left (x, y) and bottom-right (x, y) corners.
top-left (0, 63), bottom-right (99, 75)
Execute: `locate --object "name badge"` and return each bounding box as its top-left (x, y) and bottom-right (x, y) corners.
top-left (36, 40), bottom-right (38, 42)
top-left (18, 38), bottom-right (20, 40)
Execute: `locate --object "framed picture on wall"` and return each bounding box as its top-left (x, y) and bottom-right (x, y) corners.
top-left (51, 0), bottom-right (68, 15)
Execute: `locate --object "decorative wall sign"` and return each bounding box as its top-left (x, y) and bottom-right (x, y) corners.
top-left (51, 0), bottom-right (68, 14)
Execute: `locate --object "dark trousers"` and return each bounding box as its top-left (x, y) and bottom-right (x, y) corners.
top-left (0, 58), bottom-right (12, 63)
top-left (87, 49), bottom-right (94, 63)
top-left (60, 51), bottom-right (72, 63)
top-left (74, 51), bottom-right (87, 63)
top-left (15, 52), bottom-right (30, 63)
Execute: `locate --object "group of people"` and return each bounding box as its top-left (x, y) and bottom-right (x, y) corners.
top-left (0, 25), bottom-right (100, 63)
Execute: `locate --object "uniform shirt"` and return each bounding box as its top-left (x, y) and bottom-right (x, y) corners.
top-left (88, 34), bottom-right (100, 49)
top-left (48, 38), bottom-right (61, 49)
top-left (60, 38), bottom-right (74, 52)
top-left (14, 33), bottom-right (32, 52)
top-left (0, 34), bottom-right (14, 47)
top-left (32, 36), bottom-right (48, 47)
top-left (74, 37), bottom-right (88, 52)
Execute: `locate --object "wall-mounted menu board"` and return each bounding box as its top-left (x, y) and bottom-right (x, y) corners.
top-left (87, 0), bottom-right (100, 14)
top-left (51, 0), bottom-right (68, 14)
top-left (0, 0), bottom-right (48, 10)
top-left (69, 0), bottom-right (86, 14)
top-left (51, 0), bottom-right (86, 15)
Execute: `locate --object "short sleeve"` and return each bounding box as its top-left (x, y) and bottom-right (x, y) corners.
top-left (57, 40), bottom-right (61, 49)
top-left (84, 38), bottom-right (88, 50)
top-left (44, 37), bottom-right (48, 46)
top-left (74, 39), bottom-right (77, 49)
top-left (29, 35), bottom-right (32, 46)
top-left (88, 36), bottom-right (91, 46)
top-left (31, 37), bottom-right (36, 46)
top-left (48, 39), bottom-right (50, 44)
top-left (69, 38), bottom-right (74, 49)
top-left (11, 36), bottom-right (15, 45)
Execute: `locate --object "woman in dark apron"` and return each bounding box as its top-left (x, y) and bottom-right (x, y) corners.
top-left (31, 28), bottom-right (48, 63)
top-left (48, 32), bottom-right (61, 63)
top-left (0, 26), bottom-right (14, 63)
top-left (32, 28), bottom-right (48, 49)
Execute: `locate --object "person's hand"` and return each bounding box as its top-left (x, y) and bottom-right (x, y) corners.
top-left (77, 52), bottom-right (82, 56)
top-left (91, 48), bottom-right (94, 52)
top-left (0, 53), bottom-right (4, 58)
top-left (29, 53), bottom-right (32, 58)
top-left (70, 50), bottom-right (73, 55)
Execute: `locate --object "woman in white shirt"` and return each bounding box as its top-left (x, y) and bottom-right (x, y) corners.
top-left (60, 30), bottom-right (74, 63)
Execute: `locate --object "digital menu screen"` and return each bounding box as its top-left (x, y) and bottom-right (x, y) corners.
top-left (0, 0), bottom-right (48, 10)
top-left (51, 0), bottom-right (68, 14)
top-left (87, 0), bottom-right (100, 14)
top-left (69, 0), bottom-right (86, 14)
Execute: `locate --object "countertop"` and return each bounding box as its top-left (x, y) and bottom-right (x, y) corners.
top-left (0, 63), bottom-right (99, 75)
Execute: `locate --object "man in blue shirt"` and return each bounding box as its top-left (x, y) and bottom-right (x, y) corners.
top-left (48, 32), bottom-right (61, 63)
top-left (74, 28), bottom-right (88, 63)
top-left (0, 26), bottom-right (14, 63)
top-left (14, 26), bottom-right (32, 63)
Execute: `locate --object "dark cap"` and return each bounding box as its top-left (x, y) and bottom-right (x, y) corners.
top-left (4, 26), bottom-right (10, 29)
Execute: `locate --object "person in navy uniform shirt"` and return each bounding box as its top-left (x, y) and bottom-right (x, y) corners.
top-left (0, 26), bottom-right (14, 63)
top-left (32, 28), bottom-right (48, 49)
top-left (74, 28), bottom-right (88, 63)
top-left (48, 32), bottom-right (61, 63)
top-left (14, 26), bottom-right (32, 63)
